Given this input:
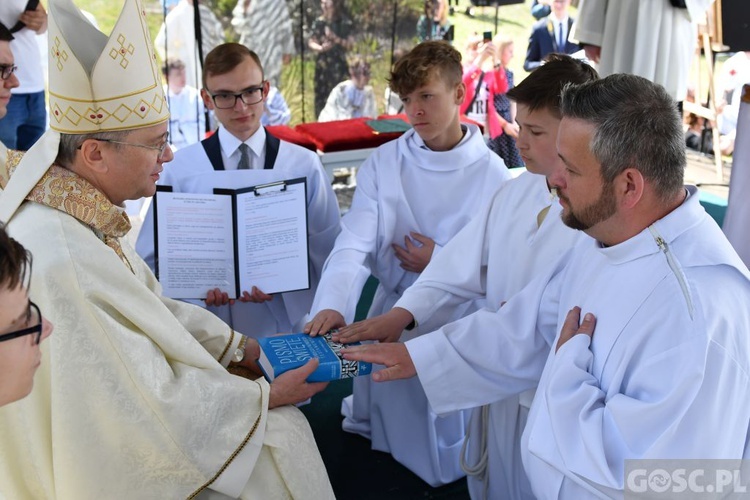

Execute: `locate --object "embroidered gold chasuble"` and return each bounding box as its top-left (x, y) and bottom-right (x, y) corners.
top-left (0, 153), bottom-right (333, 499)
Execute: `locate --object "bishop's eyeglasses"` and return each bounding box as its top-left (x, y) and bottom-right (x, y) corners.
top-left (0, 301), bottom-right (44, 345)
top-left (93, 133), bottom-right (171, 160)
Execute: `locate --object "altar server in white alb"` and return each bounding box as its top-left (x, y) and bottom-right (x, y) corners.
top-left (570, 0), bottom-right (713, 101)
top-left (0, 0), bottom-right (334, 497)
top-left (335, 54), bottom-right (598, 500)
top-left (137, 43), bottom-right (341, 339)
top-left (305, 40), bottom-right (512, 487)
top-left (343, 74), bottom-right (750, 499)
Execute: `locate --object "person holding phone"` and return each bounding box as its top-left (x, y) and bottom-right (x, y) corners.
top-left (0, 225), bottom-right (53, 407)
top-left (460, 33), bottom-right (524, 168)
top-left (0, 0), bottom-right (47, 151)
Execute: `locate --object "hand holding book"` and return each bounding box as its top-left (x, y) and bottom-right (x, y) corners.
top-left (268, 359), bottom-right (329, 409)
top-left (257, 332), bottom-right (372, 383)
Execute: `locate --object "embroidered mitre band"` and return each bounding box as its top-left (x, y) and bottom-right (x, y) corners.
top-left (48, 0), bottom-right (168, 133)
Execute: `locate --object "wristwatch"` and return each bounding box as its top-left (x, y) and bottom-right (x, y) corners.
top-left (233, 335), bottom-right (248, 364)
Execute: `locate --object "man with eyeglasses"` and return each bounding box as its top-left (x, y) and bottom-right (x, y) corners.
top-left (0, 22), bottom-right (20, 120)
top-left (0, 0), bottom-right (47, 150)
top-left (0, 1), bottom-right (334, 497)
top-left (0, 225), bottom-right (53, 407)
top-left (137, 42), bottom-right (341, 341)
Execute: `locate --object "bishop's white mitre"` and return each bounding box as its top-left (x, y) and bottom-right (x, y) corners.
top-left (48, 0), bottom-right (168, 133)
top-left (0, 0), bottom-right (169, 222)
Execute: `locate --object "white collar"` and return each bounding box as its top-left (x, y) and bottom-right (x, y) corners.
top-left (218, 125), bottom-right (266, 160)
top-left (412, 124), bottom-right (470, 151)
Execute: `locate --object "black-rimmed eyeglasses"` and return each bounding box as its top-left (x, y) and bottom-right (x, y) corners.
top-left (209, 83), bottom-right (266, 109)
top-left (0, 301), bottom-right (43, 345)
top-left (0, 64), bottom-right (17, 81)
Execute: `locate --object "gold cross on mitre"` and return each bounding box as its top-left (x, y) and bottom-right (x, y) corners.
top-left (47, 0), bottom-right (169, 134)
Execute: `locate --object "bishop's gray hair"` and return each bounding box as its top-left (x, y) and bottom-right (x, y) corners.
top-left (560, 73), bottom-right (685, 202)
top-left (56, 130), bottom-right (131, 169)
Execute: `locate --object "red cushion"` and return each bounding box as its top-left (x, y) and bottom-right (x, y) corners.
top-left (294, 118), bottom-right (403, 153)
top-left (265, 125), bottom-right (317, 151)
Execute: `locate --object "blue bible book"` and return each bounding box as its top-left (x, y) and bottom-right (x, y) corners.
top-left (257, 332), bottom-right (373, 382)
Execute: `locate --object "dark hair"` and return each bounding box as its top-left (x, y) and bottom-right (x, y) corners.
top-left (507, 54), bottom-right (598, 118)
top-left (162, 58), bottom-right (186, 76)
top-left (202, 43), bottom-right (264, 89)
top-left (0, 224), bottom-right (31, 292)
top-left (560, 73), bottom-right (685, 201)
top-left (0, 22), bottom-right (13, 42)
top-left (389, 41), bottom-right (462, 96)
top-left (55, 130), bottom-right (131, 168)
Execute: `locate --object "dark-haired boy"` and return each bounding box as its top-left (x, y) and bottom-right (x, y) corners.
top-left (137, 43), bottom-right (340, 339)
top-left (304, 40), bottom-right (512, 486)
top-left (332, 54), bottom-right (598, 498)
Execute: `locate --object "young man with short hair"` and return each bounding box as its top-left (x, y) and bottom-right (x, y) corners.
top-left (305, 40), bottom-right (512, 487)
top-left (335, 54), bottom-right (598, 499)
top-left (137, 43), bottom-right (341, 339)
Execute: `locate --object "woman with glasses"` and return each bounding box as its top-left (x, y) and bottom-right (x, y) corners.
top-left (0, 225), bottom-right (53, 407)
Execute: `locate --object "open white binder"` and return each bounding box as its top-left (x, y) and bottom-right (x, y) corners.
top-left (153, 177), bottom-right (310, 299)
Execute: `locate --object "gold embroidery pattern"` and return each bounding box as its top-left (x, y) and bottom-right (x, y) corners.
top-left (5, 152), bottom-right (134, 272)
top-left (51, 94), bottom-right (167, 130)
top-left (51, 37), bottom-right (69, 72)
top-left (109, 34), bottom-right (135, 69)
top-left (218, 328), bottom-right (235, 365)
